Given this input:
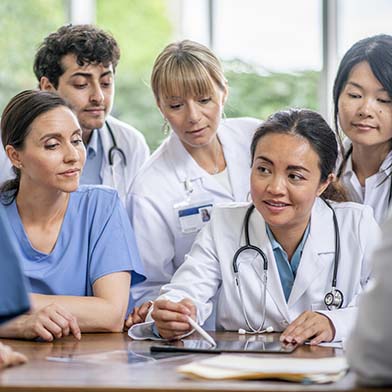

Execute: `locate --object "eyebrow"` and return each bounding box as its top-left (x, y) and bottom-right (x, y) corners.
top-left (70, 70), bottom-right (113, 79)
top-left (347, 81), bottom-right (387, 92)
top-left (254, 155), bottom-right (310, 173)
top-left (39, 129), bottom-right (82, 141)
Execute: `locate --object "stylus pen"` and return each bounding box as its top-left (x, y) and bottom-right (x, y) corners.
top-left (186, 316), bottom-right (217, 347)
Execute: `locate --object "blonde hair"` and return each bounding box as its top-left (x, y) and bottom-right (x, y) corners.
top-left (151, 40), bottom-right (226, 103)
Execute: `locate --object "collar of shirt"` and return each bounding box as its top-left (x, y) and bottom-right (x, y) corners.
top-left (266, 223), bottom-right (310, 302)
top-left (80, 129), bottom-right (104, 185)
top-left (86, 129), bottom-right (99, 159)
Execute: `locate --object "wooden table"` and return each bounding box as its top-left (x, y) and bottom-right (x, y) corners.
top-left (0, 331), bottom-right (385, 391)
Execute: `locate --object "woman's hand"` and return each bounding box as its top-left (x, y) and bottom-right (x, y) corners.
top-left (280, 311), bottom-right (335, 345)
top-left (151, 298), bottom-right (196, 340)
top-left (0, 342), bottom-right (27, 368)
top-left (22, 304), bottom-right (81, 342)
top-left (124, 301), bottom-right (154, 330)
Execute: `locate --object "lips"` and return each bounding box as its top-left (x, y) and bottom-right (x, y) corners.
top-left (58, 168), bottom-right (80, 176)
top-left (263, 200), bottom-right (291, 213)
top-left (264, 200), bottom-right (290, 207)
top-left (352, 122), bottom-right (377, 131)
top-left (187, 126), bottom-right (207, 134)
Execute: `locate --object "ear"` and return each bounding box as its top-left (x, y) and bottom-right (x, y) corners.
top-left (316, 173), bottom-right (335, 197)
top-left (5, 145), bottom-right (23, 170)
top-left (40, 76), bottom-right (56, 92)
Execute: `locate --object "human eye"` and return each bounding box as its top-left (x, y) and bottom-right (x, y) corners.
top-left (44, 139), bottom-right (60, 150)
top-left (169, 102), bottom-right (183, 110)
top-left (199, 97), bottom-right (212, 104)
top-left (347, 92), bottom-right (361, 99)
top-left (101, 77), bottom-right (113, 89)
top-left (71, 138), bottom-right (83, 146)
top-left (73, 83), bottom-right (87, 89)
top-left (288, 172), bottom-right (305, 182)
top-left (256, 165), bottom-right (270, 175)
top-left (377, 97), bottom-right (392, 104)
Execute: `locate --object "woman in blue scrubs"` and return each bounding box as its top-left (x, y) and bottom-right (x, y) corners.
top-left (0, 90), bottom-right (145, 342)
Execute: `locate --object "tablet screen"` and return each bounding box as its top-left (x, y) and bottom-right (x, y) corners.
top-left (150, 336), bottom-right (297, 354)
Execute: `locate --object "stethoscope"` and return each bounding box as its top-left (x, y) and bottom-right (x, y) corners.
top-left (232, 199), bottom-right (344, 335)
top-left (337, 145), bottom-right (392, 204)
top-left (106, 121), bottom-right (127, 166)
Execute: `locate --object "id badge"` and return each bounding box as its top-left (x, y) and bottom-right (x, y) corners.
top-left (174, 195), bottom-right (214, 234)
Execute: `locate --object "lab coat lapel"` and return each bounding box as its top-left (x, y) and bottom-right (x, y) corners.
top-left (247, 207), bottom-right (290, 321)
top-left (288, 198), bottom-right (335, 307)
top-left (167, 131), bottom-right (233, 199)
top-left (99, 123), bottom-right (126, 201)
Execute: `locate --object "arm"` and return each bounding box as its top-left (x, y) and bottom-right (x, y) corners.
top-left (0, 272), bottom-right (130, 340)
top-left (282, 205), bottom-right (381, 344)
top-left (32, 271), bottom-right (131, 332)
top-left (129, 214), bottom-right (223, 339)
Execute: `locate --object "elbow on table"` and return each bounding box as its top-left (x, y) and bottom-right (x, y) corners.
top-left (101, 307), bottom-right (127, 332)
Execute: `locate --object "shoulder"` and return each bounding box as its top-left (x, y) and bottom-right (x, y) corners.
top-left (130, 138), bottom-right (173, 192)
top-left (317, 199), bottom-right (379, 237)
top-left (211, 202), bottom-right (251, 222)
top-left (105, 116), bottom-right (148, 148)
top-left (72, 185), bottom-right (121, 209)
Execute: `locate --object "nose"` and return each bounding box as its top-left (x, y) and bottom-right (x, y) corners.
top-left (90, 83), bottom-right (104, 104)
top-left (266, 175), bottom-right (286, 195)
top-left (187, 101), bottom-right (201, 124)
top-left (358, 98), bottom-right (374, 118)
top-left (63, 142), bottom-right (81, 163)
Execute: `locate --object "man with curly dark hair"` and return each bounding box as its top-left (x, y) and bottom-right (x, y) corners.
top-left (1, 24), bottom-right (149, 203)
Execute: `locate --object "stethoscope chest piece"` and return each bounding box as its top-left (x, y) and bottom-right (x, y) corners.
top-left (324, 288), bottom-right (344, 310)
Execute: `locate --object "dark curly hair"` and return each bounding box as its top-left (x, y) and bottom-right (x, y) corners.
top-left (33, 24), bottom-right (120, 88)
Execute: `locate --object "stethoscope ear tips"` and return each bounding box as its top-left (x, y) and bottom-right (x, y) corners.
top-left (238, 328), bottom-right (246, 335)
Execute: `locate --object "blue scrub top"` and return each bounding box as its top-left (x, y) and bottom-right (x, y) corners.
top-left (2, 185), bottom-right (145, 299)
top-left (0, 207), bottom-right (30, 324)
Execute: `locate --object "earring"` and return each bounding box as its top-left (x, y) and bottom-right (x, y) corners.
top-left (161, 118), bottom-right (170, 135)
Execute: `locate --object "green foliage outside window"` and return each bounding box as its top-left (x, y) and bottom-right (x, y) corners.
top-left (0, 0), bottom-right (319, 152)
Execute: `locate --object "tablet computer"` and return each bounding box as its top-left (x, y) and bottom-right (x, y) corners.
top-left (150, 338), bottom-right (298, 354)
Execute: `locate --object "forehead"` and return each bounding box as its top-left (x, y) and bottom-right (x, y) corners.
top-left (29, 106), bottom-right (79, 137)
top-left (255, 133), bottom-right (320, 167)
top-left (60, 53), bottom-right (113, 77)
top-left (346, 61), bottom-right (384, 89)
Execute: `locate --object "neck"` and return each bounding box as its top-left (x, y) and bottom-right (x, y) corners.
top-left (269, 220), bottom-right (309, 261)
top-left (183, 136), bottom-right (226, 174)
top-left (82, 128), bottom-right (94, 145)
top-left (351, 142), bottom-right (391, 185)
top-left (16, 182), bottom-right (69, 225)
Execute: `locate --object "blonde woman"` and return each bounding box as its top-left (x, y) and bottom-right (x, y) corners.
top-left (127, 40), bottom-right (260, 326)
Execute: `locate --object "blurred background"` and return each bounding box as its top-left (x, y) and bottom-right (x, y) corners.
top-left (1, 0), bottom-right (391, 150)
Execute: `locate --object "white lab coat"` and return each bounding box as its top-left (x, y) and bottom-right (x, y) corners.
top-left (100, 116), bottom-right (149, 204)
top-left (147, 198), bottom-right (380, 342)
top-left (339, 140), bottom-right (392, 224)
top-left (128, 117), bottom-right (260, 306)
top-left (0, 116), bottom-right (149, 204)
top-left (346, 211), bottom-right (392, 385)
